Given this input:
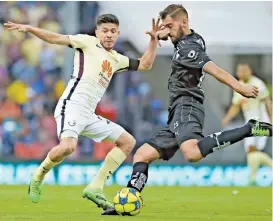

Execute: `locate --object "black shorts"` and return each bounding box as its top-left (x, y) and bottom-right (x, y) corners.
top-left (146, 96), bottom-right (205, 161)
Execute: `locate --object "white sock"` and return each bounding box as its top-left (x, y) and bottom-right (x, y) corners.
top-left (33, 154), bottom-right (62, 181)
top-left (87, 147), bottom-right (127, 189)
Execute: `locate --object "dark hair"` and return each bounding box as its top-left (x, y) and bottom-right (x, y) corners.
top-left (237, 62), bottom-right (252, 69)
top-left (96, 14), bottom-right (119, 27)
top-left (159, 4), bottom-right (188, 20)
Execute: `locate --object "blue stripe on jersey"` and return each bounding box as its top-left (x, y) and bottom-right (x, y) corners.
top-left (60, 48), bottom-right (84, 137)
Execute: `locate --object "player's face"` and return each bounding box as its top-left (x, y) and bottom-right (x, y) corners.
top-left (236, 64), bottom-right (252, 82)
top-left (162, 15), bottom-right (184, 42)
top-left (96, 23), bottom-right (120, 51)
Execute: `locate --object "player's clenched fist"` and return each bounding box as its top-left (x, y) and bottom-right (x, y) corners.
top-left (4, 21), bottom-right (29, 32)
top-left (238, 84), bottom-right (259, 98)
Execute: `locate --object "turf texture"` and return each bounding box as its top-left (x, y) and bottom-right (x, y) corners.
top-left (0, 185), bottom-right (271, 221)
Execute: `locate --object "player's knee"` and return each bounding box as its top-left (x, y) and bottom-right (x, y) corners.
top-left (124, 136), bottom-right (136, 155)
top-left (133, 144), bottom-right (158, 164)
top-left (133, 150), bottom-right (149, 163)
top-left (181, 141), bottom-right (202, 163)
top-left (60, 138), bottom-right (77, 156)
top-left (126, 134), bottom-right (136, 149)
top-left (248, 145), bottom-right (257, 153)
top-left (116, 132), bottom-right (136, 155)
top-left (63, 143), bottom-right (77, 155)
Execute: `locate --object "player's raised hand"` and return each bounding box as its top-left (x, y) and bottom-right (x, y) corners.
top-left (146, 18), bottom-right (162, 40)
top-left (238, 85), bottom-right (259, 98)
top-left (146, 18), bottom-right (171, 47)
top-left (4, 21), bottom-right (29, 33)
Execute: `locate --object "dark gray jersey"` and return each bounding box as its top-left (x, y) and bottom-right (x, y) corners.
top-left (168, 30), bottom-right (211, 109)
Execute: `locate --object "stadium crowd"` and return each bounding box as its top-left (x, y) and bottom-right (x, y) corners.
top-left (0, 2), bottom-right (167, 161)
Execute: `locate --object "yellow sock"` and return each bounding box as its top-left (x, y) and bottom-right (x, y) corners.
top-left (33, 154), bottom-right (62, 181)
top-left (247, 152), bottom-right (260, 183)
top-left (88, 147), bottom-right (127, 189)
top-left (258, 152), bottom-right (272, 167)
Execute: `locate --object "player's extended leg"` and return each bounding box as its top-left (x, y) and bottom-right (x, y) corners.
top-left (102, 127), bottom-right (179, 215)
top-left (102, 143), bottom-right (160, 215)
top-left (126, 143), bottom-right (160, 191)
top-left (125, 127), bottom-right (180, 193)
top-left (180, 119), bottom-right (272, 162)
top-left (82, 131), bottom-right (136, 210)
top-left (28, 137), bottom-right (78, 203)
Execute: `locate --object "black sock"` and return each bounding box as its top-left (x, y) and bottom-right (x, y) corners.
top-left (198, 122), bottom-right (252, 157)
top-left (127, 162), bottom-right (149, 192)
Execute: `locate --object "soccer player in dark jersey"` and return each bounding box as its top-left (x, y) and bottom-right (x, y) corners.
top-left (102, 4), bottom-right (272, 215)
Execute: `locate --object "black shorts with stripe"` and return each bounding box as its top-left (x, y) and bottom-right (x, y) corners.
top-left (146, 96), bottom-right (205, 161)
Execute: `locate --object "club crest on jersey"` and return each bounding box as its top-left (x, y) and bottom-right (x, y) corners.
top-left (68, 120), bottom-right (76, 126)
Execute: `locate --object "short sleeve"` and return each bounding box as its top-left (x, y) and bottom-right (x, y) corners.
top-left (174, 41), bottom-right (211, 69)
top-left (258, 80), bottom-right (269, 100)
top-left (116, 54), bottom-right (139, 73)
top-left (232, 91), bottom-right (242, 105)
top-left (68, 34), bottom-right (94, 49)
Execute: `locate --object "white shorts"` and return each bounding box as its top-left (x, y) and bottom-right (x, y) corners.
top-left (244, 137), bottom-right (268, 152)
top-left (54, 99), bottom-right (125, 142)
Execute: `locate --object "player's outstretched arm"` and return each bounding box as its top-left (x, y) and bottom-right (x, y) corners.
top-left (203, 62), bottom-right (259, 99)
top-left (222, 104), bottom-right (241, 128)
top-left (4, 21), bottom-right (70, 46)
top-left (138, 18), bottom-right (169, 71)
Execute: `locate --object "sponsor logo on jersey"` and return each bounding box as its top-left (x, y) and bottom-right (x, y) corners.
top-left (99, 60), bottom-right (113, 88)
top-left (102, 60), bottom-right (113, 78)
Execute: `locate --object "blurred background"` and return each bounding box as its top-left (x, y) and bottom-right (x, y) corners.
top-left (0, 1), bottom-right (272, 186)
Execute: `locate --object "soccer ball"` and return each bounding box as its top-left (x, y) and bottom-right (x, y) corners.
top-left (113, 187), bottom-right (143, 216)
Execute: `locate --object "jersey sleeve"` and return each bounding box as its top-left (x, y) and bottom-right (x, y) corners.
top-left (68, 34), bottom-right (94, 49)
top-left (258, 80), bottom-right (269, 100)
top-left (115, 54), bottom-right (139, 73)
top-left (232, 91), bottom-right (242, 105)
top-left (174, 41), bottom-right (211, 69)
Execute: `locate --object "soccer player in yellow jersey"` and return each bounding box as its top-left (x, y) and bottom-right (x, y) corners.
top-left (4, 14), bottom-right (164, 209)
top-left (222, 63), bottom-right (272, 185)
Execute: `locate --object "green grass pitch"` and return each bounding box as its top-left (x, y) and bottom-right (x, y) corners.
top-left (0, 185), bottom-right (271, 221)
